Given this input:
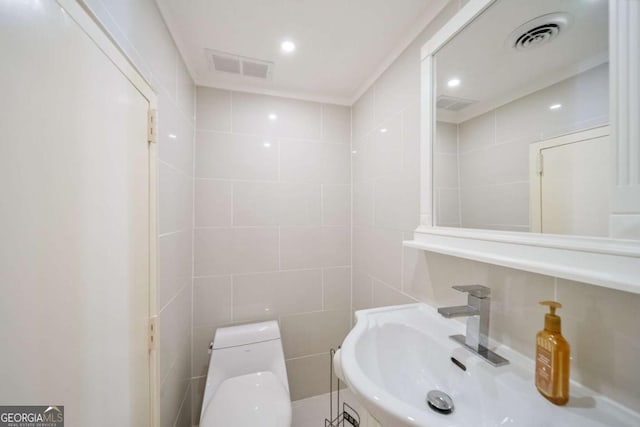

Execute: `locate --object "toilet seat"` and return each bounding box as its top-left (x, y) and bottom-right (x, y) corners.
top-left (201, 371), bottom-right (292, 427)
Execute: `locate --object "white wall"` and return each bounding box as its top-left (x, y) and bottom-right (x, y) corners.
top-left (191, 88), bottom-right (352, 421)
top-left (83, 1), bottom-right (195, 426)
top-left (352, 0), bottom-right (640, 413)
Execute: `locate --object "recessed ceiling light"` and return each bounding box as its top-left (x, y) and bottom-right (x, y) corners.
top-left (447, 78), bottom-right (461, 88)
top-left (263, 141), bottom-right (271, 148)
top-left (168, 134), bottom-right (177, 139)
top-left (351, 150), bottom-right (358, 154)
top-left (268, 113), bottom-right (278, 121)
top-left (549, 103), bottom-right (562, 110)
top-left (280, 40), bottom-right (296, 53)
top-left (379, 128), bottom-right (388, 133)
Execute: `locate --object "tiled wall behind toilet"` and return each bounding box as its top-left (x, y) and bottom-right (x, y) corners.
top-left (192, 88), bottom-right (352, 421)
top-left (352, 0), bottom-right (640, 414)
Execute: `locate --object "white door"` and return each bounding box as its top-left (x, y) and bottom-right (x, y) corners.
top-left (0, 1), bottom-right (152, 425)
top-left (532, 128), bottom-right (611, 237)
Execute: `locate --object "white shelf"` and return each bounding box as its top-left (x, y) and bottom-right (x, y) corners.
top-left (405, 226), bottom-right (640, 294)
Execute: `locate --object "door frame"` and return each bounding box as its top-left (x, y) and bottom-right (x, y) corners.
top-left (55, 1), bottom-right (159, 425)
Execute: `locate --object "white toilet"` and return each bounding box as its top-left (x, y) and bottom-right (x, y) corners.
top-left (199, 320), bottom-right (292, 427)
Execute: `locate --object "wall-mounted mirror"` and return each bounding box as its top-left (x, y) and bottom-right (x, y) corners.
top-left (410, 0), bottom-right (640, 293)
top-left (433, 0), bottom-right (610, 236)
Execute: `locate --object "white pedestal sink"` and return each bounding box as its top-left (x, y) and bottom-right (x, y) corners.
top-left (339, 303), bottom-right (640, 427)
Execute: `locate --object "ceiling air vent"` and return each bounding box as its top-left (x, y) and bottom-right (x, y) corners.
top-left (436, 95), bottom-right (477, 112)
top-left (507, 13), bottom-right (573, 51)
top-left (206, 49), bottom-right (273, 79)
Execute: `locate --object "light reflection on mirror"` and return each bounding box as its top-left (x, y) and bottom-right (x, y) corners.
top-left (433, 0), bottom-right (609, 237)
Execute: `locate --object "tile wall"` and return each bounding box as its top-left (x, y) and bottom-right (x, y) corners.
top-left (83, 1), bottom-right (195, 426)
top-left (191, 88), bottom-right (352, 422)
top-left (352, 0), bottom-right (640, 414)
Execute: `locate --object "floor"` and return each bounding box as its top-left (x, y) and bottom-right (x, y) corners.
top-left (292, 388), bottom-right (363, 427)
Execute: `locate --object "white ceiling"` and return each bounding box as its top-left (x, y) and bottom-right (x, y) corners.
top-left (154, 0), bottom-right (448, 105)
top-left (435, 0), bottom-right (608, 123)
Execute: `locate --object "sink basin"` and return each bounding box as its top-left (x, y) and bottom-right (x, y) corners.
top-left (340, 303), bottom-right (640, 427)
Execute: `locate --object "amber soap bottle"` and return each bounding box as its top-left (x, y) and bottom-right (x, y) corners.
top-left (535, 301), bottom-right (570, 405)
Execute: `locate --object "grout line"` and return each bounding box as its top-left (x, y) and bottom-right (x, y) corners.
top-left (158, 229), bottom-right (191, 238)
top-left (192, 266), bottom-right (346, 279)
top-left (190, 91), bottom-right (197, 391)
top-left (321, 268), bottom-right (325, 310)
top-left (158, 158), bottom-right (192, 178)
top-left (320, 184), bottom-right (325, 226)
top-left (320, 104), bottom-right (324, 140)
top-left (193, 224), bottom-right (347, 230)
top-left (229, 182), bottom-right (234, 226)
top-left (195, 128), bottom-right (348, 145)
top-left (349, 104), bottom-right (354, 327)
top-left (159, 279), bottom-right (191, 315)
top-left (171, 382), bottom-right (191, 427)
top-left (278, 227), bottom-right (282, 271)
top-left (230, 91), bottom-right (234, 132)
top-left (456, 122), bottom-right (462, 226)
top-left (230, 275), bottom-right (234, 322)
top-left (277, 138), bottom-right (281, 182)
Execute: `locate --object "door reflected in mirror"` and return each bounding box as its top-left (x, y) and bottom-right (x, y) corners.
top-left (433, 0), bottom-right (609, 237)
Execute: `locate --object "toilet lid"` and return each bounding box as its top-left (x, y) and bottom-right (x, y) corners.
top-left (201, 371), bottom-right (292, 427)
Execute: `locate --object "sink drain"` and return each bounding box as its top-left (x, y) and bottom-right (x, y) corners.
top-left (426, 390), bottom-right (454, 414)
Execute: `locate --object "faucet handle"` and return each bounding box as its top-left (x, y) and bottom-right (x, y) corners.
top-left (452, 285), bottom-right (490, 298)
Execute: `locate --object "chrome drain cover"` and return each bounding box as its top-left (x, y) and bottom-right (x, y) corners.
top-left (426, 390), bottom-right (454, 414)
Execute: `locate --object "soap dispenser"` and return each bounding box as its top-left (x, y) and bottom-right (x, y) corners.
top-left (535, 301), bottom-right (570, 405)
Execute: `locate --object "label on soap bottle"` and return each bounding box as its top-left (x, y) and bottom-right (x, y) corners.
top-left (536, 344), bottom-right (553, 395)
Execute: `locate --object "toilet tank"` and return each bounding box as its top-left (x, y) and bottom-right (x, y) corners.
top-left (207, 321), bottom-right (290, 393)
top-left (213, 320), bottom-right (281, 349)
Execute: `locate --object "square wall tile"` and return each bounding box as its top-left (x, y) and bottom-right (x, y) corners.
top-left (158, 95), bottom-right (194, 175)
top-left (195, 131), bottom-right (278, 180)
top-left (352, 270), bottom-right (373, 310)
top-left (191, 376), bottom-right (207, 424)
top-left (351, 88), bottom-right (375, 142)
top-left (194, 180), bottom-right (232, 227)
top-left (372, 278), bottom-right (415, 308)
top-left (435, 121), bottom-right (458, 154)
top-left (373, 45), bottom-right (418, 124)
top-left (158, 230), bottom-right (192, 310)
top-left (280, 226), bottom-right (350, 269)
top-left (158, 162), bottom-right (192, 234)
top-left (196, 87), bottom-right (231, 132)
top-left (160, 336), bottom-right (190, 427)
top-left (231, 91), bottom-right (321, 139)
top-left (233, 269), bottom-right (322, 322)
top-left (322, 104), bottom-right (351, 143)
top-left (280, 140), bottom-right (350, 184)
top-left (193, 276), bottom-right (232, 327)
top-left (323, 267), bottom-right (351, 311)
top-left (194, 227), bottom-right (279, 275)
top-left (353, 181), bottom-right (374, 227)
top-left (557, 279), bottom-right (640, 412)
top-left (322, 184), bottom-right (350, 226)
top-left (373, 173), bottom-right (419, 231)
top-left (276, 182), bottom-right (322, 226)
top-left (458, 111), bottom-right (495, 153)
top-left (232, 182), bottom-right (279, 226)
top-left (159, 284), bottom-right (191, 385)
top-left (286, 353), bottom-right (337, 401)
top-left (280, 309), bottom-right (351, 359)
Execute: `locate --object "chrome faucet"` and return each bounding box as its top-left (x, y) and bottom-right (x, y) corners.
top-left (438, 285), bottom-right (509, 367)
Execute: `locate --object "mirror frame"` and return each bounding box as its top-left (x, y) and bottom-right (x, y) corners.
top-left (406, 0), bottom-right (640, 294)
